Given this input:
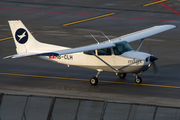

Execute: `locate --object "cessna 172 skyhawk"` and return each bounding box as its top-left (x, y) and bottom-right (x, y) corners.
top-left (5, 20), bottom-right (176, 85)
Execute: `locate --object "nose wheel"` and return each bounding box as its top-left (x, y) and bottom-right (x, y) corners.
top-left (135, 75), bottom-right (142, 84)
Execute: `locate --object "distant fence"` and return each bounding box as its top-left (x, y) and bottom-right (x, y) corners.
top-left (0, 93), bottom-right (180, 120)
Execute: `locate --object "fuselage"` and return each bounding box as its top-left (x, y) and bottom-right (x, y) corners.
top-left (38, 49), bottom-right (152, 74)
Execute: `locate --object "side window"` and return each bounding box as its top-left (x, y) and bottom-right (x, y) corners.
top-left (84, 50), bottom-right (95, 55)
top-left (113, 47), bottom-right (121, 55)
top-left (97, 48), bottom-right (111, 55)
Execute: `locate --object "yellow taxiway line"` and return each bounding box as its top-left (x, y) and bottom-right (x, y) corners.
top-left (0, 72), bottom-right (180, 89)
top-left (143, 0), bottom-right (167, 6)
top-left (62, 13), bottom-right (116, 26)
top-left (0, 32), bottom-right (34, 42)
top-left (0, 72), bottom-right (89, 82)
top-left (0, 36), bottom-right (13, 42)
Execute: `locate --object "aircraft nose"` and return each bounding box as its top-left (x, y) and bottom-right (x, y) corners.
top-left (150, 56), bottom-right (158, 62)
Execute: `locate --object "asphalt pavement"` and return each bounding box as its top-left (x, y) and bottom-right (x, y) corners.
top-left (0, 0), bottom-right (180, 107)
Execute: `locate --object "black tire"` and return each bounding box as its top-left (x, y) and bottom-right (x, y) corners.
top-left (135, 76), bottom-right (142, 84)
top-left (118, 73), bottom-right (127, 78)
top-left (90, 76), bottom-right (98, 85)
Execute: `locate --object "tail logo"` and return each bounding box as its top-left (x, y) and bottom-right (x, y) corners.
top-left (15, 28), bottom-right (28, 44)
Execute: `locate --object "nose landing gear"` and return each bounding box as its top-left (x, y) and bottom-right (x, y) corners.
top-left (118, 73), bottom-right (142, 84)
top-left (135, 74), bottom-right (142, 84)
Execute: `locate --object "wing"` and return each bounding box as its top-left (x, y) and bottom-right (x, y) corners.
top-left (6, 25), bottom-right (175, 59)
top-left (46, 25), bottom-right (176, 56)
top-left (38, 41), bottom-right (116, 56)
top-left (112, 25), bottom-right (176, 43)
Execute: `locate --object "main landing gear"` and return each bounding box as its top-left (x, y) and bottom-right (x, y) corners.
top-left (90, 76), bottom-right (98, 85)
top-left (90, 70), bottom-right (102, 86)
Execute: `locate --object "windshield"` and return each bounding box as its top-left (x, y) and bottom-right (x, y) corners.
top-left (113, 41), bottom-right (133, 55)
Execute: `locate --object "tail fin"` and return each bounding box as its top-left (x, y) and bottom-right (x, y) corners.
top-left (8, 20), bottom-right (39, 54)
top-left (6, 20), bottom-right (68, 59)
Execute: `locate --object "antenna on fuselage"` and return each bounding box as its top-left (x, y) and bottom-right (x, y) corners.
top-left (91, 34), bottom-right (99, 44)
top-left (101, 32), bottom-right (111, 42)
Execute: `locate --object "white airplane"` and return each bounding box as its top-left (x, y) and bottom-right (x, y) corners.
top-left (5, 20), bottom-right (176, 85)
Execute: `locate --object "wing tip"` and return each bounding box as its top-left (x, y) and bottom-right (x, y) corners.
top-left (3, 55), bottom-right (13, 59)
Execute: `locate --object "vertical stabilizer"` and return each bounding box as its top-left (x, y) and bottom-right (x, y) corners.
top-left (8, 20), bottom-right (39, 54)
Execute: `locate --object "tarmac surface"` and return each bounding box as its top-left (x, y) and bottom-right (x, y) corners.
top-left (0, 0), bottom-right (180, 107)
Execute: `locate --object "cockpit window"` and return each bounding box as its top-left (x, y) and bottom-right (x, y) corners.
top-left (83, 41), bottom-right (132, 56)
top-left (97, 48), bottom-right (111, 55)
top-left (113, 41), bottom-right (133, 55)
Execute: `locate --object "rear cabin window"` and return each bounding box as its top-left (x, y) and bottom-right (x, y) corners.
top-left (83, 48), bottom-right (112, 56)
top-left (83, 50), bottom-right (95, 55)
top-left (97, 48), bottom-right (111, 55)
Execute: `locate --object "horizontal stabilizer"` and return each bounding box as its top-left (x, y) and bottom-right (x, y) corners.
top-left (4, 52), bottom-right (38, 59)
top-left (4, 52), bottom-right (62, 59)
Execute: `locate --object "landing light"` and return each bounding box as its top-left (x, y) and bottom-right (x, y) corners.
top-left (148, 63), bottom-right (152, 68)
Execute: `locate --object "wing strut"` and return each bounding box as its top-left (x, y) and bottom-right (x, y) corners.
top-left (91, 51), bottom-right (119, 72)
top-left (136, 39), bottom-right (145, 51)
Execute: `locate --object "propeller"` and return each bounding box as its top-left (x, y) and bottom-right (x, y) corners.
top-left (150, 56), bottom-right (158, 75)
top-left (145, 40), bottom-right (159, 75)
